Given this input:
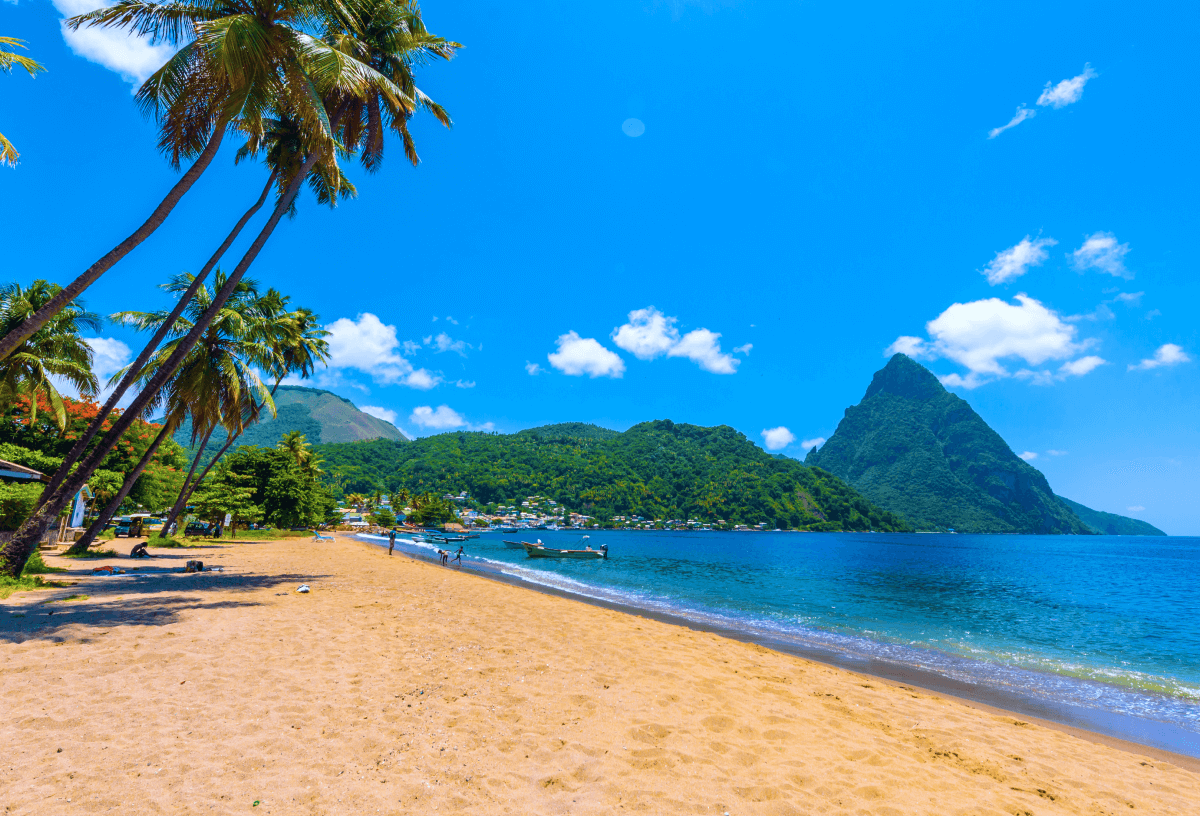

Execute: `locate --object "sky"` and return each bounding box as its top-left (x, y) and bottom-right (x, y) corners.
top-left (2, 0), bottom-right (1197, 533)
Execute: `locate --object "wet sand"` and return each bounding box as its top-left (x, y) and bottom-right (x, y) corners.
top-left (2, 535), bottom-right (1197, 814)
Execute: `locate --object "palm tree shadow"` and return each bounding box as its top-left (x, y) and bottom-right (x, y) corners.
top-left (1, 569), bottom-right (332, 644)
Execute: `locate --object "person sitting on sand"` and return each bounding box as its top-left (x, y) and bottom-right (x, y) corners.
top-left (129, 541), bottom-right (156, 559)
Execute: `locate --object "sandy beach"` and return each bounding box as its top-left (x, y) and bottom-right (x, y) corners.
top-left (2, 535), bottom-right (1197, 815)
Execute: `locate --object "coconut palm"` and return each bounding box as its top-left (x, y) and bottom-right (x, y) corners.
top-left (0, 281), bottom-right (99, 430)
top-left (1, 37), bottom-right (46, 167)
top-left (1, 0), bottom-right (456, 581)
top-left (0, 0), bottom-right (394, 363)
top-left (68, 273), bottom-right (281, 552)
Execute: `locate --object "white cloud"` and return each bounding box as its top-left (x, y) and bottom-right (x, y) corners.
top-left (982, 236), bottom-right (1057, 285)
top-left (1048, 450), bottom-right (1068, 456)
top-left (410, 405), bottom-right (464, 430)
top-left (988, 106), bottom-right (1035, 139)
top-left (733, 343), bottom-right (753, 355)
top-left (611, 306), bottom-right (742, 374)
top-left (360, 405), bottom-right (398, 425)
top-left (525, 361), bottom-right (542, 376)
top-left (445, 316), bottom-right (459, 325)
top-left (426, 332), bottom-right (470, 356)
top-left (801, 436), bottom-right (825, 451)
top-left (761, 427), bottom-right (795, 451)
top-left (401, 340), bottom-right (421, 356)
top-left (1019, 451), bottom-right (1038, 461)
top-left (547, 331), bottom-right (625, 378)
top-left (1127, 506), bottom-right (1145, 513)
top-left (1059, 355), bottom-right (1106, 377)
top-left (612, 307), bottom-right (678, 359)
top-left (668, 328), bottom-right (739, 374)
top-left (1072, 232), bottom-right (1131, 278)
top-left (53, 0), bottom-right (174, 87)
top-left (886, 336), bottom-right (927, 357)
top-left (892, 294), bottom-right (1099, 389)
top-left (1129, 344), bottom-right (1191, 371)
top-left (1037, 65), bottom-right (1097, 109)
top-left (455, 380), bottom-right (475, 389)
top-left (322, 313), bottom-right (440, 389)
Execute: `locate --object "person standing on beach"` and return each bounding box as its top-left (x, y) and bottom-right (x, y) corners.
top-left (452, 545), bottom-right (464, 568)
top-left (388, 528), bottom-right (396, 556)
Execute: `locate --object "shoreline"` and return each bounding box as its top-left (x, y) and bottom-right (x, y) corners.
top-left (358, 532), bottom-right (1200, 766)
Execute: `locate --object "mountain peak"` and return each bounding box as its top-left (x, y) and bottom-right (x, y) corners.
top-left (863, 354), bottom-right (947, 402)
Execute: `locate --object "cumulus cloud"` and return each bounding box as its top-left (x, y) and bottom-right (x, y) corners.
top-left (360, 405), bottom-right (398, 425)
top-left (1019, 451), bottom-right (1038, 461)
top-left (733, 343), bottom-right (753, 355)
top-left (410, 405), bottom-right (464, 430)
top-left (401, 340), bottom-right (421, 356)
top-left (1037, 64), bottom-right (1097, 109)
top-left (1072, 232), bottom-right (1131, 278)
top-left (801, 437), bottom-right (826, 451)
top-left (323, 313), bottom-right (439, 389)
top-left (982, 236), bottom-right (1057, 285)
top-left (668, 329), bottom-right (739, 374)
top-left (525, 361), bottom-right (542, 376)
top-left (611, 306), bottom-right (741, 374)
top-left (890, 294), bottom-right (1103, 389)
top-left (53, 0), bottom-right (174, 87)
top-left (52, 336), bottom-right (133, 405)
top-left (988, 106), bottom-right (1036, 139)
top-left (1129, 344), bottom-right (1191, 371)
top-left (761, 427), bottom-right (795, 451)
top-left (455, 380), bottom-right (476, 389)
top-left (548, 332), bottom-right (625, 378)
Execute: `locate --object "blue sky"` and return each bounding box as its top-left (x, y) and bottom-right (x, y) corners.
top-left (3, 1), bottom-right (1197, 532)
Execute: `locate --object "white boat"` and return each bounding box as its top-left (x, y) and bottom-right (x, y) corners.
top-left (521, 536), bottom-right (607, 560)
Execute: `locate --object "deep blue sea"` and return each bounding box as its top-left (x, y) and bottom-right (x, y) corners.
top-left (359, 530), bottom-right (1200, 755)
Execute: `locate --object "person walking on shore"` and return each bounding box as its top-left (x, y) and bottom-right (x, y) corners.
top-left (388, 528), bottom-right (396, 556)
top-left (452, 545), bottom-right (464, 568)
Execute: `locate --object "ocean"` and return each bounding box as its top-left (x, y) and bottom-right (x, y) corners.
top-left (358, 529), bottom-right (1200, 757)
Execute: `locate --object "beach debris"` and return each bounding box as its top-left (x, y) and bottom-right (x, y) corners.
top-left (90, 565), bottom-right (125, 575)
top-left (184, 560), bottom-right (204, 573)
top-left (297, 584), bottom-right (311, 593)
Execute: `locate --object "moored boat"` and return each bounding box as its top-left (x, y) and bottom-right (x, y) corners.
top-left (520, 536), bottom-right (607, 560)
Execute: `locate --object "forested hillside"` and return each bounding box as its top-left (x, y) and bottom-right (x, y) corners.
top-left (805, 354), bottom-right (1091, 534)
top-left (174, 385), bottom-right (406, 466)
top-left (317, 420), bottom-right (911, 532)
top-left (1058, 497), bottom-right (1165, 536)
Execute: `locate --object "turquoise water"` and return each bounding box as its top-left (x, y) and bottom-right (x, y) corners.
top-left (362, 530), bottom-right (1200, 752)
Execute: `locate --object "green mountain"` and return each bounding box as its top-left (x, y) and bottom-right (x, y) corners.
top-left (175, 385), bottom-right (406, 465)
top-left (1058, 497), bottom-right (1166, 536)
top-left (804, 354), bottom-right (1091, 534)
top-left (316, 420), bottom-right (912, 532)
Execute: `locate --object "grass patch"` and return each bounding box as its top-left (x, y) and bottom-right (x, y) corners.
top-left (149, 536), bottom-right (208, 548)
top-left (61, 548), bottom-right (118, 559)
top-left (97, 528), bottom-right (115, 540)
top-left (23, 551), bottom-right (67, 574)
top-left (0, 575), bottom-right (73, 600)
top-left (221, 528), bottom-right (313, 540)
top-left (42, 593), bottom-right (89, 603)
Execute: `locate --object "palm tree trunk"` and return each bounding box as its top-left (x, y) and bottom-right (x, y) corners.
top-left (158, 424), bottom-right (217, 537)
top-left (64, 423), bottom-right (173, 555)
top-left (38, 170), bottom-right (279, 504)
top-left (0, 123), bottom-right (229, 364)
top-left (0, 149), bottom-right (321, 579)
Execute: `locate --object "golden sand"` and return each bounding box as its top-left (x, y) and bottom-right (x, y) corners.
top-left (2, 535), bottom-right (1197, 815)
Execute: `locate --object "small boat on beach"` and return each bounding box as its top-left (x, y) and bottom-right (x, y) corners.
top-left (521, 536), bottom-right (608, 560)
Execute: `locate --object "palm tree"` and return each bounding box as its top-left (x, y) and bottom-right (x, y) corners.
top-left (68, 273), bottom-right (279, 552)
top-left (1, 37), bottom-right (46, 167)
top-left (0, 0), bottom-right (392, 362)
top-left (1, 0), bottom-right (457, 581)
top-left (0, 282), bottom-right (99, 430)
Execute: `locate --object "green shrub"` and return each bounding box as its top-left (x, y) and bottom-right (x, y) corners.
top-left (0, 482), bottom-right (43, 530)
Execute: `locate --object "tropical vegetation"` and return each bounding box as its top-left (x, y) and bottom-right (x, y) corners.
top-left (0, 0), bottom-right (459, 578)
top-left (316, 421), bottom-right (913, 532)
top-left (0, 36), bottom-right (45, 167)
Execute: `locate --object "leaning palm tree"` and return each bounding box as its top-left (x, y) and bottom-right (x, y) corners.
top-left (0, 0), bottom-right (391, 362)
top-left (156, 294), bottom-right (331, 537)
top-left (0, 281), bottom-right (99, 430)
top-left (67, 272), bottom-right (279, 553)
top-left (1, 37), bottom-right (46, 167)
top-left (1, 0), bottom-right (456, 582)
